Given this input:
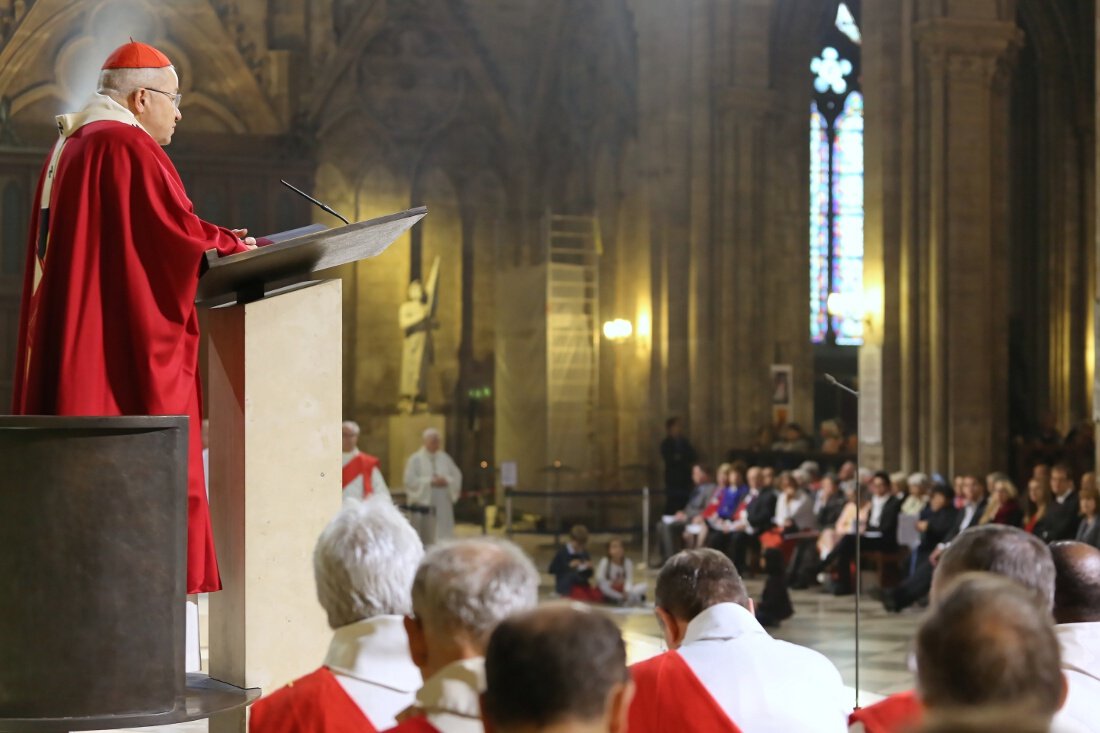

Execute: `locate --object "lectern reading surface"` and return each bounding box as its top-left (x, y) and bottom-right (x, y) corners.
top-left (196, 207), bottom-right (427, 305)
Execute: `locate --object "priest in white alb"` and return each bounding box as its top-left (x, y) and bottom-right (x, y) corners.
top-left (403, 428), bottom-right (462, 545)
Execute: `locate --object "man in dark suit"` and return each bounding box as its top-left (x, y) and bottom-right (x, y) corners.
top-left (722, 475), bottom-right (779, 574)
top-left (1041, 464), bottom-right (1081, 542)
top-left (883, 474), bottom-right (989, 611)
top-left (822, 471), bottom-right (903, 595)
top-left (660, 417), bottom-right (698, 515)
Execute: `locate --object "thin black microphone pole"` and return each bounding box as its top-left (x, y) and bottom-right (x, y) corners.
top-left (824, 372), bottom-right (862, 710)
top-left (280, 179), bottom-right (351, 226)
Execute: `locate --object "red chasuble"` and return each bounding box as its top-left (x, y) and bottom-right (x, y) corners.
top-left (12, 116), bottom-right (249, 593)
top-left (250, 667), bottom-right (379, 733)
top-left (343, 452), bottom-right (380, 498)
top-left (628, 651), bottom-right (743, 733)
top-left (848, 690), bottom-right (923, 733)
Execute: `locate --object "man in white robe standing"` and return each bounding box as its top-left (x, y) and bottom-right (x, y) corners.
top-left (404, 428), bottom-right (462, 545)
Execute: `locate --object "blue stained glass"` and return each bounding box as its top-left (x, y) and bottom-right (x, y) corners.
top-left (830, 92), bottom-right (864, 345)
top-left (809, 101), bottom-right (831, 344)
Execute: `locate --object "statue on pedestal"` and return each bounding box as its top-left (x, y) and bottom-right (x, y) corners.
top-left (398, 256), bottom-right (440, 413)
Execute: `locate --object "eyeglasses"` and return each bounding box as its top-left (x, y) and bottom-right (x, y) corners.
top-left (144, 87), bottom-right (182, 109)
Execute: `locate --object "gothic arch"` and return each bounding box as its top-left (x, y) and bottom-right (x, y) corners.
top-left (0, 0), bottom-right (279, 134)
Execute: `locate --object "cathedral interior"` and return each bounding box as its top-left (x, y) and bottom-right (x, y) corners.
top-left (5, 1), bottom-right (1100, 727)
top-left (0, 0), bottom-right (1096, 500)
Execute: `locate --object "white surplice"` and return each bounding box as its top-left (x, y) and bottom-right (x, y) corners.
top-left (403, 447), bottom-right (462, 545)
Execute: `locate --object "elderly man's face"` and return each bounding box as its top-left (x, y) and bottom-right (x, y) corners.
top-left (134, 68), bottom-right (181, 146)
top-left (341, 427), bottom-right (358, 452)
top-left (424, 433), bottom-right (441, 452)
top-left (747, 467), bottom-right (763, 488)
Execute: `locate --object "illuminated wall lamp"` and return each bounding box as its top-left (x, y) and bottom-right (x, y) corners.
top-left (602, 318), bottom-right (633, 341)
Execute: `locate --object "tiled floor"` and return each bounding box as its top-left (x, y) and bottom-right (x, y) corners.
top-left (89, 528), bottom-right (923, 733)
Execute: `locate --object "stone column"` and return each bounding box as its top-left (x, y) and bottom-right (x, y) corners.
top-left (913, 18), bottom-right (1022, 474)
top-left (716, 87), bottom-right (779, 445)
top-left (860, 0), bottom-right (907, 470)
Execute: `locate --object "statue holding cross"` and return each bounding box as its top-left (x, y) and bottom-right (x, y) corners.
top-left (398, 255), bottom-right (440, 413)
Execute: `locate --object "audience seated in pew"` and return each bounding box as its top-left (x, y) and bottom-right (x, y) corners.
top-left (628, 548), bottom-right (848, 733)
top-left (482, 604), bottom-right (633, 733)
top-left (249, 497), bottom-right (424, 733)
top-left (384, 538), bottom-right (539, 733)
top-left (818, 471), bottom-right (902, 595)
top-left (881, 475), bottom-right (988, 612)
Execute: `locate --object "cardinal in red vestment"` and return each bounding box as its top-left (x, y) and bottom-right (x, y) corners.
top-left (11, 41), bottom-right (256, 593)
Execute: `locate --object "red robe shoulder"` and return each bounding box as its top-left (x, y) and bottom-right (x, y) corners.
top-left (250, 667), bottom-right (379, 733)
top-left (12, 119), bottom-right (249, 593)
top-left (628, 651), bottom-right (743, 733)
top-left (848, 690), bottom-right (923, 733)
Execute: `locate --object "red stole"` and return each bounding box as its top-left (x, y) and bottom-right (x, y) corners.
top-left (628, 651), bottom-right (743, 733)
top-left (848, 690), bottom-right (923, 733)
top-left (381, 715), bottom-right (440, 733)
top-left (249, 667), bottom-right (379, 733)
top-left (343, 453), bottom-right (380, 497)
top-left (12, 120), bottom-right (249, 594)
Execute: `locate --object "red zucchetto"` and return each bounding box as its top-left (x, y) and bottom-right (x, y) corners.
top-left (101, 40), bottom-right (172, 70)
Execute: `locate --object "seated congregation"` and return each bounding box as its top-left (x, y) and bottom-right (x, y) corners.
top-left (246, 490), bottom-right (1100, 733)
top-left (658, 458), bottom-right (1100, 606)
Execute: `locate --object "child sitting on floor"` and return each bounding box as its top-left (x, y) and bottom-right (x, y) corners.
top-left (595, 538), bottom-right (647, 606)
top-left (549, 524), bottom-right (602, 601)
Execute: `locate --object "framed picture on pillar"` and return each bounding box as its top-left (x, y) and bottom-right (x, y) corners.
top-left (771, 364), bottom-right (793, 427)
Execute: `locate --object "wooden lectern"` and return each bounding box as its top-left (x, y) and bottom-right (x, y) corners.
top-left (198, 207), bottom-right (426, 733)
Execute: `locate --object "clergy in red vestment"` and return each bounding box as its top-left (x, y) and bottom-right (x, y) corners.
top-left (342, 420), bottom-right (390, 501)
top-left (628, 549), bottom-right (848, 733)
top-left (11, 41), bottom-right (256, 593)
top-left (381, 538), bottom-right (539, 733)
top-left (249, 498), bottom-right (424, 733)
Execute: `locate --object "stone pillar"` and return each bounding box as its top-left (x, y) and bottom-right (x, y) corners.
top-left (716, 87), bottom-right (779, 444)
top-left (913, 18), bottom-right (1022, 474)
top-left (860, 0), bottom-right (907, 470)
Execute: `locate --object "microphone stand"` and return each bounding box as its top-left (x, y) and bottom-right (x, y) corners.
top-left (825, 372), bottom-right (861, 711)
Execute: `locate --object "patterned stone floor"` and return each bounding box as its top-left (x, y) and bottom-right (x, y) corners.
top-left (91, 528), bottom-right (922, 733)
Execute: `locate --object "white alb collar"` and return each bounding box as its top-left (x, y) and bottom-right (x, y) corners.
top-left (412, 657), bottom-right (485, 719)
top-left (323, 615), bottom-right (421, 694)
top-left (681, 602), bottom-right (768, 646)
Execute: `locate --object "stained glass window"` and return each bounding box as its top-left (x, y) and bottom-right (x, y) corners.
top-left (809, 5), bottom-right (863, 346)
top-left (809, 102), bottom-right (830, 343)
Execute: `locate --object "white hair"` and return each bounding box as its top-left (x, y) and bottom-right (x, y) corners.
top-left (341, 420), bottom-right (360, 435)
top-left (313, 496), bottom-right (424, 629)
top-left (412, 538), bottom-right (539, 646)
top-left (97, 66), bottom-right (177, 102)
top-left (908, 472), bottom-right (932, 488)
top-left (422, 427), bottom-right (441, 441)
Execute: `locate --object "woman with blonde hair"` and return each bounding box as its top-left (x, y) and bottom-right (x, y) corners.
top-left (981, 477), bottom-right (1022, 527)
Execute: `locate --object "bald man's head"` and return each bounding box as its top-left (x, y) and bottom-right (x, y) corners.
top-left (1051, 541), bottom-right (1100, 624)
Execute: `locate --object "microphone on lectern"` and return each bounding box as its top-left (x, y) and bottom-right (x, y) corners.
top-left (825, 373), bottom-right (860, 397)
top-left (279, 179), bottom-right (351, 226)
